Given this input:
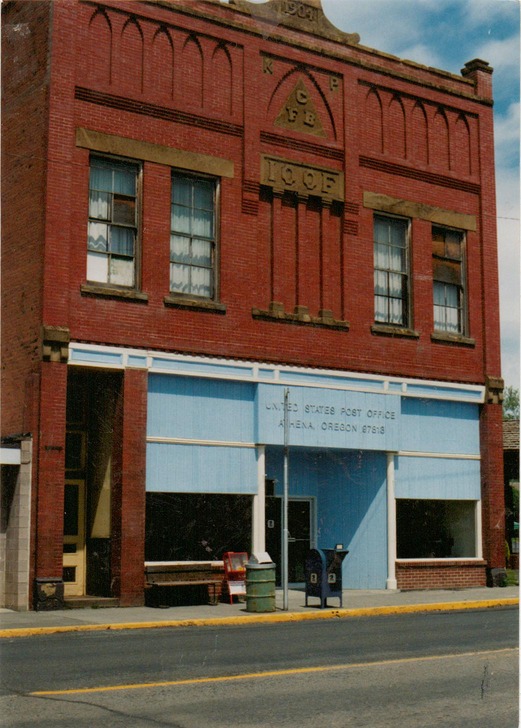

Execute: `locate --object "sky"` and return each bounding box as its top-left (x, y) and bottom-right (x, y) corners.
top-left (238, 0), bottom-right (521, 389)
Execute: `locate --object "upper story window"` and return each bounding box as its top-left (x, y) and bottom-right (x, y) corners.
top-left (170, 174), bottom-right (216, 299)
top-left (87, 157), bottom-right (139, 288)
top-left (432, 226), bottom-right (466, 334)
top-left (373, 215), bottom-right (410, 327)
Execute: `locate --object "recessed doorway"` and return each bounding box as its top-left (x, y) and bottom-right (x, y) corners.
top-left (266, 497), bottom-right (316, 585)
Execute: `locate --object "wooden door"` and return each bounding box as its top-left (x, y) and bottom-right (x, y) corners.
top-left (63, 479), bottom-right (86, 596)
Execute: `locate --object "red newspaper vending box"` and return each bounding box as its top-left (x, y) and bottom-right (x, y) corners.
top-left (223, 552), bottom-right (248, 603)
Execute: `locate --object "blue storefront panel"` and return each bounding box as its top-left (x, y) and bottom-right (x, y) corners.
top-left (147, 375), bottom-right (258, 493)
top-left (148, 374), bottom-right (256, 443)
top-left (266, 448), bottom-right (388, 589)
top-left (395, 456), bottom-right (481, 500)
top-left (400, 398), bottom-right (480, 455)
top-left (146, 443), bottom-right (258, 494)
top-left (145, 370), bottom-right (482, 589)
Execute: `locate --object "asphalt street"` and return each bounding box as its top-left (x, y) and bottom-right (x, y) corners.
top-left (1, 607), bottom-right (518, 727)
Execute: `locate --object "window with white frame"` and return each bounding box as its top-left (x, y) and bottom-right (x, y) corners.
top-left (373, 214), bottom-right (410, 326)
top-left (87, 157), bottom-right (139, 288)
top-left (396, 499), bottom-right (477, 558)
top-left (432, 226), bottom-right (466, 334)
top-left (170, 174), bottom-right (216, 299)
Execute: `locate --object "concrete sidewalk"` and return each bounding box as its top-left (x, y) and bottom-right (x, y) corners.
top-left (0, 586), bottom-right (518, 638)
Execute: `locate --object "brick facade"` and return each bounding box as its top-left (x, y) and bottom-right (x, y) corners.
top-left (396, 561), bottom-right (487, 591)
top-left (1, 0), bottom-right (505, 606)
top-left (111, 368), bottom-right (148, 606)
top-left (1, 0), bottom-right (50, 435)
top-left (34, 363), bottom-right (68, 579)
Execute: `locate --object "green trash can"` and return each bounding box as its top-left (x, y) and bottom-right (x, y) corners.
top-left (245, 562), bottom-right (276, 613)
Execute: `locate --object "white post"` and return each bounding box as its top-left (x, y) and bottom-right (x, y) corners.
top-left (475, 498), bottom-right (483, 559)
top-left (282, 388), bottom-right (289, 610)
top-left (252, 445), bottom-right (266, 554)
top-left (386, 452), bottom-right (398, 590)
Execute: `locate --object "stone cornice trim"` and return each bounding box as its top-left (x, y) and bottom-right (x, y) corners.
top-left (363, 192), bottom-right (477, 231)
top-left (76, 126), bottom-right (235, 179)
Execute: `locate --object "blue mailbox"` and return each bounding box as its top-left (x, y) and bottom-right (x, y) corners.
top-left (305, 547), bottom-right (349, 608)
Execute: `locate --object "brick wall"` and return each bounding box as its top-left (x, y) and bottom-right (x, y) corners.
top-left (31, 0), bottom-right (499, 390)
top-left (2, 0), bottom-right (506, 604)
top-left (2, 0), bottom-right (501, 391)
top-left (34, 362), bottom-right (68, 580)
top-left (111, 368), bottom-right (147, 606)
top-left (480, 403), bottom-right (506, 571)
top-left (396, 561), bottom-right (487, 590)
top-left (1, 0), bottom-right (51, 434)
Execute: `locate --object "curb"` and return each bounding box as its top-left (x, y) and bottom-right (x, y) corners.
top-left (0, 598), bottom-right (517, 639)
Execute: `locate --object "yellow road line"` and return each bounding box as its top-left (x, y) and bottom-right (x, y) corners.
top-left (31, 647), bottom-right (518, 696)
top-left (0, 598), bottom-right (518, 639)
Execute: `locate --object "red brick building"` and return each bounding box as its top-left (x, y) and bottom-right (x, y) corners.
top-left (2, 0), bottom-right (505, 610)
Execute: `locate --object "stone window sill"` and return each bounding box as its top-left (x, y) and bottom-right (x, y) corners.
top-left (81, 283), bottom-right (148, 302)
top-left (371, 324), bottom-right (419, 339)
top-left (431, 332), bottom-right (476, 347)
top-left (164, 295), bottom-right (226, 314)
top-left (252, 304), bottom-right (349, 331)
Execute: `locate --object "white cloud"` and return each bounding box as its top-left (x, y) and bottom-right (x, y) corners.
top-left (462, 0), bottom-right (520, 28)
top-left (496, 164), bottom-right (520, 387)
top-left (474, 34), bottom-right (521, 74)
top-left (498, 241), bottom-right (519, 327)
top-left (495, 102), bottom-right (521, 172)
top-left (495, 101), bottom-right (520, 143)
top-left (394, 43), bottom-right (443, 69)
top-left (324, 0), bottom-right (520, 77)
top-left (323, 0), bottom-right (428, 53)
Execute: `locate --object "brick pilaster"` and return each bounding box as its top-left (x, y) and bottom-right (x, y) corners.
top-left (111, 368), bottom-right (147, 606)
top-left (34, 361), bottom-right (68, 578)
top-left (480, 401), bottom-right (505, 572)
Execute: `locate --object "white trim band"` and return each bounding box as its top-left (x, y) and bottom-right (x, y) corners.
top-left (398, 451), bottom-right (481, 460)
top-left (147, 437), bottom-right (256, 448)
top-left (386, 453), bottom-right (398, 590)
top-left (68, 342), bottom-right (485, 403)
top-left (395, 557), bottom-right (484, 563)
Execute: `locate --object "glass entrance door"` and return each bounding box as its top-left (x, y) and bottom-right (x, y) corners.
top-left (266, 497), bottom-right (314, 585)
top-left (64, 375), bottom-right (87, 597)
top-left (288, 499), bottom-right (312, 583)
top-left (63, 479), bottom-right (86, 596)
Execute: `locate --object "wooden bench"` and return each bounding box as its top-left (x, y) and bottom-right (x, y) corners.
top-left (144, 561), bottom-right (225, 605)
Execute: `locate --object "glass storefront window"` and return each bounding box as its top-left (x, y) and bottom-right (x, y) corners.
top-left (145, 493), bottom-right (252, 562)
top-left (397, 499), bottom-right (477, 558)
